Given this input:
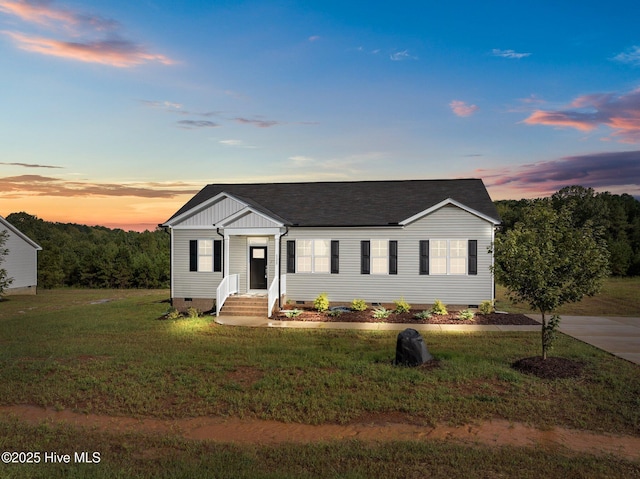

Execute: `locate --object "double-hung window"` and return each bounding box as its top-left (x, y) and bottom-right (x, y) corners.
top-left (424, 239), bottom-right (475, 275)
top-left (297, 239), bottom-right (330, 273)
top-left (361, 240), bottom-right (398, 275)
top-left (189, 239), bottom-right (222, 272)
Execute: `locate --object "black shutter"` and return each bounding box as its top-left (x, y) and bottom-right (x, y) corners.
top-left (468, 240), bottom-right (478, 275)
top-left (331, 240), bottom-right (339, 274)
top-left (419, 240), bottom-right (429, 275)
top-left (213, 240), bottom-right (222, 272)
top-left (286, 240), bottom-right (296, 273)
top-left (189, 240), bottom-right (198, 271)
top-left (389, 240), bottom-right (398, 275)
top-left (361, 241), bottom-right (370, 274)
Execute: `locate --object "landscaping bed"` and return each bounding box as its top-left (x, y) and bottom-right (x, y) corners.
top-left (276, 308), bottom-right (539, 325)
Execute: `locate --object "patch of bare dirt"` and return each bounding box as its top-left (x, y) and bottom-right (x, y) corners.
top-left (512, 356), bottom-right (584, 379)
top-left (277, 308), bottom-right (538, 325)
top-left (1, 405), bottom-right (638, 461)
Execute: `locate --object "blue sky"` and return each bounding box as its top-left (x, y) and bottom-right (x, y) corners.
top-left (1, 0), bottom-right (639, 230)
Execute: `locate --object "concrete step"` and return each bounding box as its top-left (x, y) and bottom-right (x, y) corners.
top-left (220, 296), bottom-right (268, 316)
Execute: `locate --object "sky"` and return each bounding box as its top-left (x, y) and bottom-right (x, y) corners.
top-left (1, 0), bottom-right (640, 231)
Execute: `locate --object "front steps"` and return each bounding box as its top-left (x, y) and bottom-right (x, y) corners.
top-left (219, 295), bottom-right (268, 317)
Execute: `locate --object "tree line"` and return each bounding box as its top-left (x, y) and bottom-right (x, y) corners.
top-left (4, 212), bottom-right (170, 289)
top-left (2, 185), bottom-right (638, 291)
top-left (495, 186), bottom-right (640, 276)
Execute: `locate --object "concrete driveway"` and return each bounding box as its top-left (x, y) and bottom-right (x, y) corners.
top-left (540, 315), bottom-right (640, 365)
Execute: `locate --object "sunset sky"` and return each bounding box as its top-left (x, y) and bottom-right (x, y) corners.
top-left (1, 0), bottom-right (639, 231)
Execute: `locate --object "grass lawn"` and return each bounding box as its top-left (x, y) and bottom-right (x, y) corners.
top-left (1, 287), bottom-right (639, 478)
top-left (496, 276), bottom-right (640, 317)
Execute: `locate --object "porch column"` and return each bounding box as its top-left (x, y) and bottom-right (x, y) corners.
top-left (223, 232), bottom-right (230, 278)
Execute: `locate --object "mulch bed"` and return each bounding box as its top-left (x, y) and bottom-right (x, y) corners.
top-left (276, 308), bottom-right (539, 325)
top-left (512, 356), bottom-right (584, 379)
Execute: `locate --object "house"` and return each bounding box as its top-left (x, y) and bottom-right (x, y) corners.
top-left (0, 215), bottom-right (42, 295)
top-left (161, 179), bottom-right (501, 316)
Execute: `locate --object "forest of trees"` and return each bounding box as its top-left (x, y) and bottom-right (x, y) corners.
top-left (1, 185), bottom-right (638, 290)
top-left (495, 186), bottom-right (640, 276)
top-left (4, 212), bottom-right (170, 289)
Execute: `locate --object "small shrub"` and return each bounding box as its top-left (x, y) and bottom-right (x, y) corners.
top-left (166, 308), bottom-right (182, 320)
top-left (414, 310), bottom-right (432, 320)
top-left (328, 309), bottom-right (343, 317)
top-left (372, 307), bottom-right (391, 319)
top-left (351, 298), bottom-right (368, 311)
top-left (479, 300), bottom-right (494, 315)
top-left (458, 309), bottom-right (475, 320)
top-left (284, 309), bottom-right (302, 318)
top-left (431, 299), bottom-right (448, 316)
top-left (393, 297), bottom-right (411, 314)
top-left (314, 292), bottom-right (329, 312)
top-left (186, 307), bottom-right (200, 319)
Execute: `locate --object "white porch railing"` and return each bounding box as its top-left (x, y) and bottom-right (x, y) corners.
top-left (216, 274), bottom-right (239, 317)
top-left (267, 274), bottom-right (286, 318)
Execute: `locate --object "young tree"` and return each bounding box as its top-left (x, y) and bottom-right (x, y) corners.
top-left (0, 230), bottom-right (13, 297)
top-left (492, 200), bottom-right (609, 359)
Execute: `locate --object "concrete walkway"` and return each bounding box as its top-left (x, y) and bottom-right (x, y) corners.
top-left (216, 315), bottom-right (640, 366)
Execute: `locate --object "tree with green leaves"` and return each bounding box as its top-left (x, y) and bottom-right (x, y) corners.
top-left (492, 200), bottom-right (609, 359)
top-left (0, 230), bottom-right (13, 297)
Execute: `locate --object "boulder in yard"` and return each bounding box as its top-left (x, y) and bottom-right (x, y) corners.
top-left (395, 328), bottom-right (432, 366)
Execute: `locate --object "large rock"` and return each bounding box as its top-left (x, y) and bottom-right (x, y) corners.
top-left (395, 328), bottom-right (432, 366)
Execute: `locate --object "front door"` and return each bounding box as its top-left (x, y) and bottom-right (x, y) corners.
top-left (249, 246), bottom-right (267, 290)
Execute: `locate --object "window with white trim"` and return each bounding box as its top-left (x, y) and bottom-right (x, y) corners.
top-left (297, 239), bottom-right (330, 273)
top-left (371, 239), bottom-right (388, 274)
top-left (430, 239), bottom-right (467, 275)
top-left (198, 239), bottom-right (213, 271)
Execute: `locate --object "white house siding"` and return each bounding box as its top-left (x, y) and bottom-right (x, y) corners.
top-left (172, 229), bottom-right (222, 299)
top-left (224, 211), bottom-right (281, 229)
top-left (282, 205), bottom-right (495, 306)
top-left (3, 228), bottom-right (38, 292)
top-left (229, 235), bottom-right (277, 293)
top-left (178, 196), bottom-right (245, 227)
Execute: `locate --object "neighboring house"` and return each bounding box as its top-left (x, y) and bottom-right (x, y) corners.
top-left (161, 179), bottom-right (501, 316)
top-left (0, 215), bottom-right (42, 295)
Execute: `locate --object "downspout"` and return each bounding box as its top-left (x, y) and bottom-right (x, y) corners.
top-left (216, 227), bottom-right (224, 278)
top-left (278, 226), bottom-right (289, 309)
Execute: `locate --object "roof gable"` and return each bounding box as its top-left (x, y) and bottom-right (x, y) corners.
top-left (164, 179), bottom-right (500, 227)
top-left (0, 216), bottom-right (42, 250)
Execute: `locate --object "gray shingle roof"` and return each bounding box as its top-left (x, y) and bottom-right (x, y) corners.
top-left (165, 179), bottom-right (500, 227)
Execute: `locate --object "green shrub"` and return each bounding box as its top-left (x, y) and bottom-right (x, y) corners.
top-left (393, 297), bottom-right (411, 314)
top-left (414, 310), bottom-right (432, 320)
top-left (458, 309), bottom-right (475, 320)
top-left (314, 292), bottom-right (329, 312)
top-left (284, 309), bottom-right (302, 318)
top-left (372, 307), bottom-right (391, 319)
top-left (351, 298), bottom-right (368, 311)
top-left (430, 299), bottom-right (448, 316)
top-left (328, 309), bottom-right (343, 317)
top-left (186, 307), bottom-right (200, 319)
top-left (479, 300), bottom-right (494, 315)
top-left (165, 308), bottom-right (182, 320)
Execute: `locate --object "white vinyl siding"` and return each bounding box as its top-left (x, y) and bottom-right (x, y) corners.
top-left (283, 205), bottom-right (495, 305)
top-left (173, 230), bottom-right (222, 298)
top-left (2, 225), bottom-right (40, 290)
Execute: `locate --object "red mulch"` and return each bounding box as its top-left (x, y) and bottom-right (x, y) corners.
top-left (276, 308), bottom-right (539, 325)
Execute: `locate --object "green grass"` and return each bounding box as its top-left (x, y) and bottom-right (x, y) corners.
top-left (1, 417), bottom-right (638, 479)
top-left (496, 276), bottom-right (640, 316)
top-left (1, 288), bottom-right (639, 477)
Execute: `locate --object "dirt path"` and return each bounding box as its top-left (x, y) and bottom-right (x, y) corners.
top-left (2, 405), bottom-right (639, 461)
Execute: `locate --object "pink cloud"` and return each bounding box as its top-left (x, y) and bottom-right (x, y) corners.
top-left (0, 0), bottom-right (173, 67)
top-left (474, 150), bottom-right (640, 199)
top-left (449, 100), bottom-right (479, 117)
top-left (3, 31), bottom-right (173, 67)
top-left (523, 88), bottom-right (640, 143)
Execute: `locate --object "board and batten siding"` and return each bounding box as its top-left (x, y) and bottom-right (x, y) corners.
top-left (172, 229), bottom-right (222, 298)
top-left (282, 205), bottom-right (495, 305)
top-left (177, 196), bottom-right (245, 227)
